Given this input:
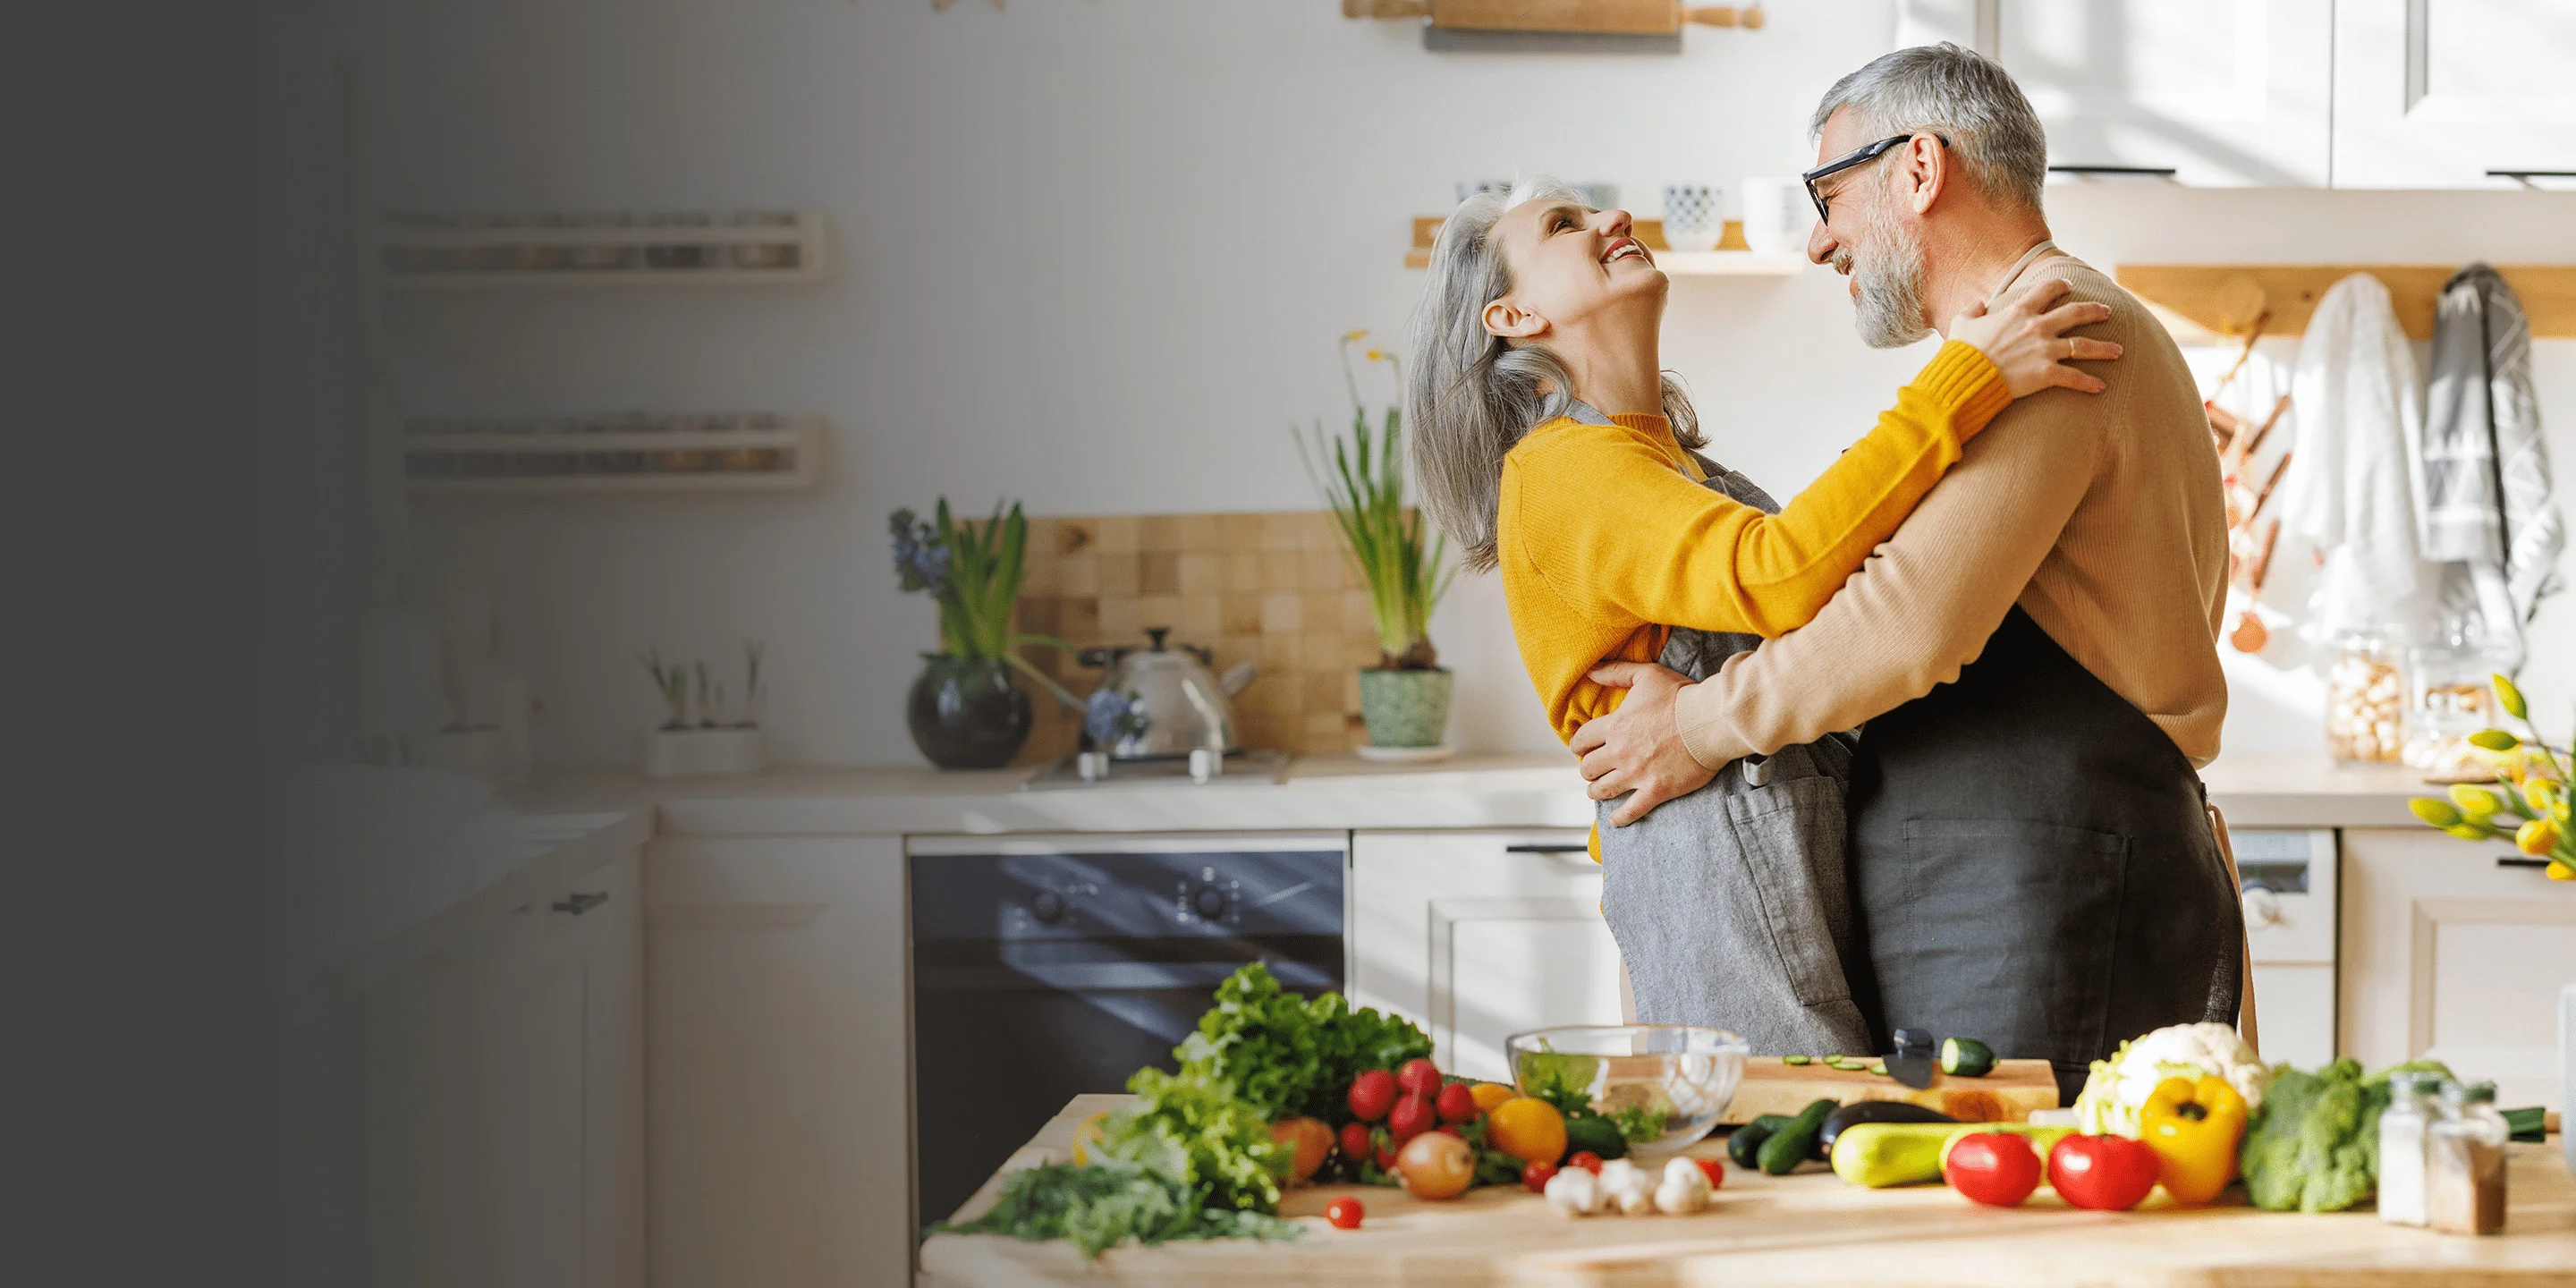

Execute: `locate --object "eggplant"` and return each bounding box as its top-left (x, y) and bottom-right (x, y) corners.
top-left (1816, 1100), bottom-right (1961, 1157)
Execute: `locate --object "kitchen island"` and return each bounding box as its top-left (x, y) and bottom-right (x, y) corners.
top-left (919, 1095), bottom-right (2576, 1287)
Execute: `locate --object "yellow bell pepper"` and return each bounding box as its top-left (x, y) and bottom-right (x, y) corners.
top-left (2139, 1075), bottom-right (2248, 1205)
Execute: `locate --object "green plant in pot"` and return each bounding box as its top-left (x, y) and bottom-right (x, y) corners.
top-left (1297, 334), bottom-right (1458, 754)
top-left (890, 499), bottom-right (1079, 768)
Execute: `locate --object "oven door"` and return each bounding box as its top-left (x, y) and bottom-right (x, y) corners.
top-left (907, 836), bottom-right (1345, 1231)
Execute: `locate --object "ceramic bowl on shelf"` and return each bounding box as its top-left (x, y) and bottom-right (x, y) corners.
top-left (1505, 1023), bottom-right (1747, 1158)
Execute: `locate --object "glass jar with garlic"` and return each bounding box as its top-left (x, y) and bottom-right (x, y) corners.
top-left (2326, 630), bottom-right (2406, 763)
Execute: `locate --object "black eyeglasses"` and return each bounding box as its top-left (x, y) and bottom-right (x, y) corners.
top-left (1801, 132), bottom-right (1951, 224)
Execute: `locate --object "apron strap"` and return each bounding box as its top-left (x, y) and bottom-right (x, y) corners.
top-left (2205, 804), bottom-right (2261, 1055)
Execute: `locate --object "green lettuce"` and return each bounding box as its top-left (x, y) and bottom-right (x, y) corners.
top-left (1091, 1066), bottom-right (1290, 1213)
top-left (929, 1160), bottom-right (1301, 1259)
top-left (1173, 962), bottom-right (1430, 1123)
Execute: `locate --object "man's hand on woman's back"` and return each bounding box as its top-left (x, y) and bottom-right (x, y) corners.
top-left (1571, 662), bottom-right (1712, 826)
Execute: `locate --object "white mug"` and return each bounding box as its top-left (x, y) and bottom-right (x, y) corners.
top-left (1739, 176), bottom-right (1814, 257)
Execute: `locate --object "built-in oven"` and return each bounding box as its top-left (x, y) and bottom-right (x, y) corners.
top-left (905, 833), bottom-right (1347, 1232)
top-left (2229, 826), bottom-right (2339, 1068)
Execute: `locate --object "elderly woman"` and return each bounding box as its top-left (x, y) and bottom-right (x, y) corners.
top-left (1404, 179), bottom-right (2120, 1053)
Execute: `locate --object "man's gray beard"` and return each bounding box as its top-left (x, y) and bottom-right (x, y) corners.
top-left (1842, 198), bottom-right (1933, 350)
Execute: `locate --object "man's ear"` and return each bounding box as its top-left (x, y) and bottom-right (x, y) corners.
top-left (1482, 296), bottom-right (1546, 341)
top-left (1903, 132), bottom-right (1947, 216)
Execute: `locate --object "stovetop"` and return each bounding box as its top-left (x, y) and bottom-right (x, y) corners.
top-left (1019, 749), bottom-right (1290, 792)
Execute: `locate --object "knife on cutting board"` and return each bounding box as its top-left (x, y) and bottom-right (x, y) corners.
top-left (1885, 1027), bottom-right (1937, 1089)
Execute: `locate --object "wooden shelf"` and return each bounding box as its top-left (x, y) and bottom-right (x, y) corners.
top-left (378, 211), bottom-right (826, 289)
top-left (1405, 215), bottom-right (1806, 275)
top-left (2115, 263), bottom-right (2576, 342)
top-left (403, 415), bottom-right (824, 496)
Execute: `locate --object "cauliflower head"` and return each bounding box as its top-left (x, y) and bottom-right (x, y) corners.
top-left (2072, 1021), bottom-right (2269, 1138)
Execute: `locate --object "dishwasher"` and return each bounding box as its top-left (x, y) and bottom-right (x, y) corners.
top-left (906, 833), bottom-right (1348, 1231)
top-left (2230, 826), bottom-right (2339, 1069)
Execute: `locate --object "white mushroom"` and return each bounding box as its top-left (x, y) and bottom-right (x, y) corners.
top-left (1597, 1160), bottom-right (1655, 1215)
top-left (1543, 1166), bottom-right (1602, 1216)
top-left (1653, 1177), bottom-right (1708, 1215)
top-left (1662, 1158), bottom-right (1713, 1194)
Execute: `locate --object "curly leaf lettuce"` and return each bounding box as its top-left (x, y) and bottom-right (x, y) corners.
top-left (1092, 1067), bottom-right (1290, 1213)
top-left (1173, 962), bottom-right (1431, 1123)
top-left (929, 1160), bottom-right (1301, 1259)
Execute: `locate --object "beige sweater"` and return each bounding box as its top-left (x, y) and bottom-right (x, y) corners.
top-left (1672, 252), bottom-right (2232, 770)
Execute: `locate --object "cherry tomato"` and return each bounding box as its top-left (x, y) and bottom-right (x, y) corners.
top-left (1347, 1069), bottom-right (1399, 1123)
top-left (1435, 1081), bottom-right (1479, 1124)
top-left (1396, 1057), bottom-right (1444, 1097)
top-left (1325, 1197), bottom-right (1364, 1231)
top-left (1567, 1150), bottom-right (1604, 1174)
top-left (1376, 1138), bottom-right (1399, 1171)
top-left (1387, 1091), bottom-right (1436, 1142)
top-left (1338, 1121), bottom-right (1372, 1164)
top-left (1431, 1123), bottom-right (1462, 1138)
top-left (1690, 1157), bottom-right (1725, 1190)
top-left (1943, 1131), bottom-right (2042, 1208)
top-left (2047, 1133), bottom-right (2160, 1212)
top-left (1521, 1161), bottom-right (1561, 1193)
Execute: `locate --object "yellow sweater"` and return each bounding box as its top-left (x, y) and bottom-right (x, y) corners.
top-left (1496, 340), bottom-right (2012, 747)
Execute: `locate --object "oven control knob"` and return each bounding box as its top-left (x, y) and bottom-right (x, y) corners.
top-left (1191, 886), bottom-right (1225, 919)
top-left (1030, 890), bottom-right (1066, 923)
top-left (2241, 885), bottom-right (2281, 929)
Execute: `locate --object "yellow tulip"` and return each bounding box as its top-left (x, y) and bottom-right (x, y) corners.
top-left (2411, 797), bottom-right (2464, 828)
top-left (2469, 728), bottom-right (2521, 752)
top-left (1343, 328), bottom-right (1370, 342)
top-left (2518, 818), bottom-right (2560, 857)
top-left (2446, 824), bottom-right (2492, 841)
top-left (2549, 860), bottom-right (2574, 882)
top-left (2493, 673), bottom-right (2529, 720)
top-left (2449, 784), bottom-right (2504, 818)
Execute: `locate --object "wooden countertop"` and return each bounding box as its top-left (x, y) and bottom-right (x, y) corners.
top-left (918, 1095), bottom-right (2576, 1287)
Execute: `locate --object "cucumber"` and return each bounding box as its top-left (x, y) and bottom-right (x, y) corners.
top-left (1757, 1098), bottom-right (1838, 1175)
top-left (1940, 1037), bottom-right (1996, 1077)
top-left (1867, 1060), bottom-right (1889, 1077)
top-left (1563, 1113), bottom-right (1628, 1161)
top-left (1780, 1055), bottom-right (1812, 1066)
top-left (1725, 1114), bottom-right (1793, 1169)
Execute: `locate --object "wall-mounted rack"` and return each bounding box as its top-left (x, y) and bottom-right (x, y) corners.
top-left (377, 211), bottom-right (826, 289)
top-left (2114, 264), bottom-right (2576, 343)
top-left (1345, 1), bottom-right (1763, 55)
top-left (1406, 216), bottom-right (1805, 275)
top-left (402, 414), bottom-right (825, 496)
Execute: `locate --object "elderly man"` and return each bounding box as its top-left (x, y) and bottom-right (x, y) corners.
top-left (1573, 44), bottom-right (2241, 1100)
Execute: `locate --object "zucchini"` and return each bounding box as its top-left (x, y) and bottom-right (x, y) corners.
top-left (1830, 1122), bottom-right (2072, 1189)
top-left (1757, 1098), bottom-right (1838, 1175)
top-left (1940, 1037), bottom-right (1996, 1078)
top-left (1818, 1101), bottom-right (1959, 1155)
top-left (1726, 1114), bottom-right (1794, 1169)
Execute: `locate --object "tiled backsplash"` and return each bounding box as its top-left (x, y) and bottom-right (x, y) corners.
top-left (1014, 512), bottom-right (1382, 762)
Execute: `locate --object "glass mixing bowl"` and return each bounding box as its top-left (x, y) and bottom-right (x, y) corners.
top-left (1504, 1024), bottom-right (1747, 1158)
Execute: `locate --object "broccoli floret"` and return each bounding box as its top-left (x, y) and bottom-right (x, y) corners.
top-left (2241, 1057), bottom-right (2453, 1213)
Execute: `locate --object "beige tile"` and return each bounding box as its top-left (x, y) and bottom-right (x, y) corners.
top-left (1224, 553), bottom-right (1262, 593)
top-left (1262, 550), bottom-right (1303, 590)
top-left (1093, 515), bottom-right (1140, 555)
top-left (1098, 554), bottom-right (1140, 596)
top-left (1140, 550), bottom-right (1180, 595)
top-left (1059, 555), bottom-right (1099, 596)
top-left (1299, 511), bottom-right (1338, 550)
top-left (1023, 516), bottom-right (1060, 555)
top-left (1138, 595), bottom-right (1182, 633)
top-left (1342, 589), bottom-right (1377, 633)
top-left (1180, 595), bottom-right (1222, 640)
top-left (1343, 671), bottom-right (1363, 708)
top-left (1304, 547), bottom-right (1348, 589)
top-left (1058, 597), bottom-right (1100, 640)
top-left (1055, 519), bottom-right (1096, 556)
top-left (1099, 596), bottom-right (1141, 640)
top-left (1221, 513), bottom-right (1264, 550)
top-left (1261, 512), bottom-right (1307, 550)
top-left (1301, 592), bottom-right (1343, 633)
top-left (1140, 514), bottom-right (1183, 552)
top-left (1017, 597), bottom-right (1060, 635)
top-left (1220, 593), bottom-right (1264, 636)
top-left (1261, 592), bottom-right (1303, 634)
top-left (1179, 514), bottom-right (1222, 549)
top-left (1303, 670), bottom-right (1346, 713)
top-left (1346, 635), bottom-right (1385, 668)
top-left (1177, 553), bottom-right (1223, 595)
top-left (1259, 632), bottom-right (1301, 669)
top-left (1304, 710), bottom-right (1350, 746)
top-left (1218, 633), bottom-right (1262, 664)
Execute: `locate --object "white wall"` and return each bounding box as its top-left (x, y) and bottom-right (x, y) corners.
top-left (369, 0), bottom-right (2576, 767)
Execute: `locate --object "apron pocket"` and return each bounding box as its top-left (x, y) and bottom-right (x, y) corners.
top-left (1885, 818), bottom-right (2127, 1066)
top-left (1724, 774), bottom-right (1856, 1008)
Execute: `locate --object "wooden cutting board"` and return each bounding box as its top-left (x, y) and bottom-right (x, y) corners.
top-left (1719, 1056), bottom-right (2061, 1124)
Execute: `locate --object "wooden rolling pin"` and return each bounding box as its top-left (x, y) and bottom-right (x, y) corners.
top-left (1343, 1), bottom-right (1765, 33)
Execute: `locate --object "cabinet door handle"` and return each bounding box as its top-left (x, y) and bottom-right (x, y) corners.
top-left (2496, 856), bottom-right (2553, 870)
top-left (551, 891), bottom-right (610, 915)
top-left (2487, 169), bottom-right (2576, 180)
top-left (2048, 165), bottom-right (2178, 176)
top-left (1504, 843), bottom-right (1589, 854)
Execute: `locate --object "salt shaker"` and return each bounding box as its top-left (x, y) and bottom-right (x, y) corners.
top-left (2427, 1079), bottom-right (2509, 1236)
top-left (2376, 1072), bottom-right (2435, 1227)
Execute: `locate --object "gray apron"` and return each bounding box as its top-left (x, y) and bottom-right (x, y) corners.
top-left (1845, 607), bottom-right (2243, 1104)
top-left (1571, 401), bottom-right (1873, 1055)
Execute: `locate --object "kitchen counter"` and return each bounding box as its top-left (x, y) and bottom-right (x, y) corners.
top-left (919, 1095), bottom-right (2576, 1287)
top-left (518, 750), bottom-right (2450, 837)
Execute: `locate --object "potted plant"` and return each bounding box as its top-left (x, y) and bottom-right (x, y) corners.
top-left (890, 498), bottom-right (1077, 768)
top-left (1298, 332), bottom-right (1458, 757)
top-left (637, 642), bottom-right (769, 777)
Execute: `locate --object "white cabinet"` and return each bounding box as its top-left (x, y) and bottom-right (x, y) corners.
top-left (2342, 828), bottom-right (2576, 1111)
top-left (2331, 0), bottom-right (2576, 190)
top-left (642, 836), bottom-right (910, 1288)
top-left (1349, 829), bottom-right (1626, 1083)
top-left (1899, 0), bottom-right (2334, 187)
top-left (341, 851), bottom-right (644, 1288)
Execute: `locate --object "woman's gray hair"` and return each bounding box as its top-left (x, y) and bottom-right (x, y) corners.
top-left (1810, 43), bottom-right (2048, 212)
top-left (1405, 177), bottom-right (1702, 573)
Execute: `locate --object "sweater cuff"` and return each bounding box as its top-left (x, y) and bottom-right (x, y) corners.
top-left (1672, 676), bottom-right (1757, 772)
top-left (1916, 340), bottom-right (2013, 438)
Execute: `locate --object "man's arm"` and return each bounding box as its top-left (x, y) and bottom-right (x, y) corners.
top-left (1664, 391), bottom-right (2102, 771)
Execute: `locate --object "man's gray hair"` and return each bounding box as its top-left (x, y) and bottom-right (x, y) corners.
top-left (1810, 43), bottom-right (2048, 211)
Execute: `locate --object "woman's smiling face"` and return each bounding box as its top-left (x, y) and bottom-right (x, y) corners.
top-left (1481, 199), bottom-right (1666, 343)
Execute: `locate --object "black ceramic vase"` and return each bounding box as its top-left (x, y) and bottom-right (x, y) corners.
top-left (907, 655), bottom-right (1032, 769)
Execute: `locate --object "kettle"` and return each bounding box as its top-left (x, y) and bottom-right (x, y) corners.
top-left (1081, 628), bottom-right (1258, 759)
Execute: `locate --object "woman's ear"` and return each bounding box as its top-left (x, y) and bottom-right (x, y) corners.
top-left (1482, 297), bottom-right (1546, 341)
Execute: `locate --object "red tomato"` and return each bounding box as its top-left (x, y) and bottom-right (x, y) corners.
top-left (1567, 1150), bottom-right (1604, 1174)
top-left (1943, 1131), bottom-right (2043, 1208)
top-left (1435, 1081), bottom-right (1479, 1124)
top-left (2047, 1133), bottom-right (2161, 1211)
top-left (1347, 1070), bottom-right (1399, 1123)
top-left (1396, 1057), bottom-right (1444, 1097)
top-left (1325, 1197), bottom-right (1364, 1231)
top-left (1375, 1139), bottom-right (1398, 1170)
top-left (1431, 1124), bottom-right (1462, 1138)
top-left (1690, 1157), bottom-right (1725, 1190)
top-left (1387, 1091), bottom-right (1436, 1142)
top-left (1338, 1122), bottom-right (1373, 1164)
top-left (1522, 1161), bottom-right (1560, 1193)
